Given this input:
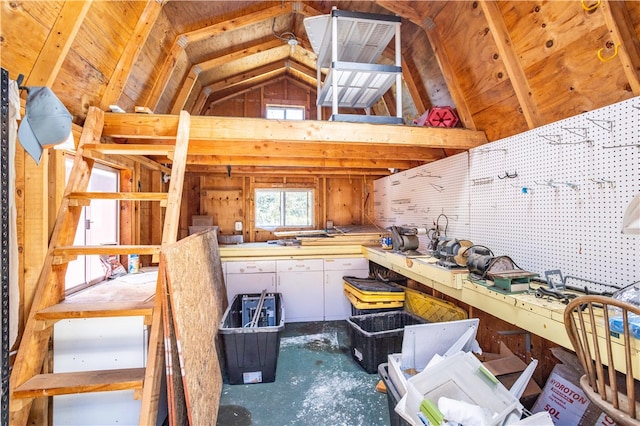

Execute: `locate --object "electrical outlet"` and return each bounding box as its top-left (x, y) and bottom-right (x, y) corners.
top-left (234, 221), bottom-right (243, 232)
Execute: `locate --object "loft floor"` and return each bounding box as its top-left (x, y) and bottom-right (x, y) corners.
top-left (217, 321), bottom-right (390, 426)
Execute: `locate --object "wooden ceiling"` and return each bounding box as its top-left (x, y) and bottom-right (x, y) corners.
top-left (2, 0), bottom-right (639, 175)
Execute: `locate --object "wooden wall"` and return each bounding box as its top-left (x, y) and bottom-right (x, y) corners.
top-left (180, 173), bottom-right (376, 242)
top-left (177, 77), bottom-right (382, 241)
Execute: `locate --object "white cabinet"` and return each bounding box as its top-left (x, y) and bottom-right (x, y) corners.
top-left (223, 257), bottom-right (370, 322)
top-left (224, 260), bottom-right (276, 304)
top-left (277, 259), bottom-right (324, 322)
top-left (324, 258), bottom-right (370, 320)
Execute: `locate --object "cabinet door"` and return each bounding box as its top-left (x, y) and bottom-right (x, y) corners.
top-left (225, 272), bottom-right (276, 305)
top-left (277, 271), bottom-right (324, 322)
top-left (324, 268), bottom-right (369, 320)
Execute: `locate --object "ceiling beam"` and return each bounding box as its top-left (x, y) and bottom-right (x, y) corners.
top-left (101, 113), bottom-right (488, 149)
top-left (182, 155), bottom-right (419, 170)
top-left (180, 2), bottom-right (293, 44)
top-left (184, 165), bottom-right (389, 176)
top-left (25, 0), bottom-right (93, 87)
top-left (479, 1), bottom-right (543, 129)
top-left (100, 0), bottom-right (165, 110)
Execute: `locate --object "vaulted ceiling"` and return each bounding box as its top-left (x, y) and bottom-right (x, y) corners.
top-left (2, 0), bottom-right (639, 175)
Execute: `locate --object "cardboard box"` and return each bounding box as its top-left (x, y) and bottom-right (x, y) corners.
top-left (531, 348), bottom-right (617, 425)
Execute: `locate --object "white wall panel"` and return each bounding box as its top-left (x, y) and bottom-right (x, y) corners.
top-left (374, 97), bottom-right (639, 287)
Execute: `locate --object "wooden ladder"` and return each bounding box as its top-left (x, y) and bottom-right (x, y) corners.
top-left (9, 106), bottom-right (191, 425)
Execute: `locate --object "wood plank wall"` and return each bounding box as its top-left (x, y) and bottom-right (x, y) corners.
top-left (179, 77), bottom-right (382, 241)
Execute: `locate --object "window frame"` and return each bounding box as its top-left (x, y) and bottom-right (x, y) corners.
top-left (254, 187), bottom-right (315, 229)
top-left (265, 104), bottom-right (305, 120)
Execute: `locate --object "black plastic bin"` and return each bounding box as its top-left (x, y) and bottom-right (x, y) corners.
top-left (219, 292), bottom-right (285, 384)
top-left (346, 310), bottom-right (427, 373)
top-left (378, 363), bottom-right (410, 426)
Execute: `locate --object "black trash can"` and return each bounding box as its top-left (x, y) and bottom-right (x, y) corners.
top-left (346, 310), bottom-right (427, 373)
top-left (219, 292), bottom-right (285, 384)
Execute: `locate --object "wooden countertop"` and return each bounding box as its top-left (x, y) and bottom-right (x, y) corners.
top-left (219, 243), bottom-right (366, 260)
top-left (362, 247), bottom-right (640, 379)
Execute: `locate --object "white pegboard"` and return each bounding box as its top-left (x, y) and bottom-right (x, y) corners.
top-left (374, 152), bottom-right (471, 249)
top-left (374, 97), bottom-right (640, 287)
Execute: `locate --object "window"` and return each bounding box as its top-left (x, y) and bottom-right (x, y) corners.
top-left (265, 105), bottom-right (305, 120)
top-left (255, 189), bottom-right (314, 228)
top-left (64, 158), bottom-right (119, 290)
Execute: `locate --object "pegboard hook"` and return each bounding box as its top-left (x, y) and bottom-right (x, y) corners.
top-left (597, 43), bottom-right (619, 62)
top-left (581, 0), bottom-right (600, 11)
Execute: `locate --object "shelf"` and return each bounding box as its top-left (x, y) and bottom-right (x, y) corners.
top-left (304, 8), bottom-right (403, 123)
top-left (304, 10), bottom-right (401, 68)
top-left (317, 62), bottom-right (401, 109)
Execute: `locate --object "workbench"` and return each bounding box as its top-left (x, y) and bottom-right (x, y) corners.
top-left (362, 246), bottom-right (640, 380)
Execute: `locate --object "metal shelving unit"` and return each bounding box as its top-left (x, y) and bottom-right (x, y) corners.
top-left (304, 9), bottom-right (403, 124)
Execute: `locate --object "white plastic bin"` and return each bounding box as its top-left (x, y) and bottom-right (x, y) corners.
top-left (397, 351), bottom-right (523, 426)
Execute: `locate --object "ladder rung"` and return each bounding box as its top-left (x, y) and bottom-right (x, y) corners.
top-left (53, 245), bottom-right (161, 258)
top-left (12, 368), bottom-right (146, 398)
top-left (35, 301), bottom-right (154, 320)
top-left (68, 192), bottom-right (168, 204)
top-left (83, 143), bottom-right (174, 156)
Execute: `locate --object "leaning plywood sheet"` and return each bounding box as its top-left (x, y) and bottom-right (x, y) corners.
top-left (161, 229), bottom-right (228, 425)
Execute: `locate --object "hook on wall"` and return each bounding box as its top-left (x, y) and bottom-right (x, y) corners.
top-left (597, 42), bottom-right (619, 62)
top-left (581, 0), bottom-right (600, 11)
top-left (498, 171), bottom-right (518, 179)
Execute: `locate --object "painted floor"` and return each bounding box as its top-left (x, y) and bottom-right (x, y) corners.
top-left (217, 321), bottom-right (391, 426)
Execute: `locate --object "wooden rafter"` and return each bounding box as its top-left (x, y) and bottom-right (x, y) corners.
top-left (99, 0), bottom-right (165, 110)
top-left (479, 1), bottom-right (543, 129)
top-left (25, 0), bottom-right (93, 87)
top-left (600, 0), bottom-right (640, 95)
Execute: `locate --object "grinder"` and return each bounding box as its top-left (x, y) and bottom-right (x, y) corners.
top-left (388, 225), bottom-right (425, 253)
top-left (466, 247), bottom-right (494, 278)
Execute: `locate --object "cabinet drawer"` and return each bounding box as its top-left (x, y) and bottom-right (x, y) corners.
top-left (276, 259), bottom-right (324, 272)
top-left (323, 257), bottom-right (369, 271)
top-left (225, 260), bottom-right (276, 274)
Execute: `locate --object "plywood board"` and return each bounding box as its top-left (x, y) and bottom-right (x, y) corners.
top-left (161, 229), bottom-right (227, 425)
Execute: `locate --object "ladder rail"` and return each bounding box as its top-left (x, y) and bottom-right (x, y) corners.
top-left (9, 107), bottom-right (104, 425)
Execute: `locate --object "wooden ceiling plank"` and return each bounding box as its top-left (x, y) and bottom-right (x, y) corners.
top-left (25, 0), bottom-right (93, 87)
top-left (376, 0), bottom-right (477, 130)
top-left (99, 0), bottom-right (165, 110)
top-left (170, 67), bottom-right (200, 114)
top-left (182, 3), bottom-right (292, 44)
top-left (101, 113), bottom-right (488, 150)
top-left (479, 1), bottom-right (543, 128)
top-left (600, 0), bottom-right (640, 95)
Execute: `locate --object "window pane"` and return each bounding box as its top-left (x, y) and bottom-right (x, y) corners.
top-left (285, 108), bottom-right (304, 120)
top-left (266, 108), bottom-right (285, 119)
top-left (284, 191), bottom-right (312, 226)
top-left (255, 189), bottom-right (313, 228)
top-left (255, 191), bottom-right (282, 227)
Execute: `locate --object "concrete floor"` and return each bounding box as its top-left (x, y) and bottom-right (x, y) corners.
top-left (217, 321), bottom-right (391, 426)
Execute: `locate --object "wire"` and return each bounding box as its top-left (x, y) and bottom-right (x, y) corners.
top-left (272, 18), bottom-right (297, 44)
top-left (436, 213), bottom-right (448, 236)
